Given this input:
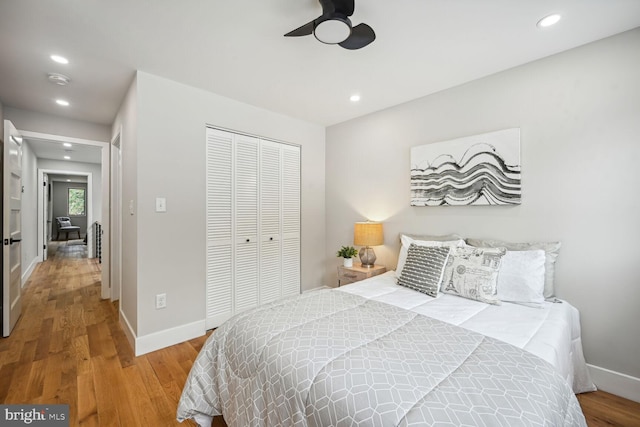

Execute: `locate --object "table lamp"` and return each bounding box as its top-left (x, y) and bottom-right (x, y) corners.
top-left (354, 221), bottom-right (384, 267)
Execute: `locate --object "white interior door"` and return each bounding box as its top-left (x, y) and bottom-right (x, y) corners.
top-left (43, 173), bottom-right (49, 261)
top-left (234, 135), bottom-right (259, 313)
top-left (205, 128), bottom-right (234, 329)
top-left (3, 120), bottom-right (23, 337)
top-left (281, 144), bottom-right (301, 297)
top-left (110, 139), bottom-right (121, 301)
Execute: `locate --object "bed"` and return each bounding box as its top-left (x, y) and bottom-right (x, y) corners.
top-left (177, 270), bottom-right (593, 426)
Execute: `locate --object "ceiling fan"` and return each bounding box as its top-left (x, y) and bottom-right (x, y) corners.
top-left (284, 0), bottom-right (376, 50)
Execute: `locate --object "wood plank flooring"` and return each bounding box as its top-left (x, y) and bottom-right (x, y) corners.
top-left (0, 242), bottom-right (207, 426)
top-left (1, 243), bottom-right (639, 426)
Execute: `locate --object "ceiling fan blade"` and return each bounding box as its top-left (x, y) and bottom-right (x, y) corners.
top-left (339, 23), bottom-right (375, 49)
top-left (284, 20), bottom-right (315, 37)
top-left (331, 0), bottom-right (355, 16)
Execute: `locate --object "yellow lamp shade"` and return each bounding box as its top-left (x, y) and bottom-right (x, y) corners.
top-left (354, 222), bottom-right (384, 247)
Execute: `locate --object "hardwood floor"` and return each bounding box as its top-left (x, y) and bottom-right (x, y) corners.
top-left (2, 244), bottom-right (639, 426)
top-left (578, 391), bottom-right (640, 427)
top-left (0, 242), bottom-right (207, 426)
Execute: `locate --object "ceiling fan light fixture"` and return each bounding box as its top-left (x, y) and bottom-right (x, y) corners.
top-left (47, 73), bottom-right (71, 86)
top-left (314, 18), bottom-right (351, 44)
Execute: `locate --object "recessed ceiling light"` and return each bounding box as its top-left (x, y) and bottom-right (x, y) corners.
top-left (50, 55), bottom-right (69, 64)
top-left (63, 143), bottom-right (72, 147)
top-left (63, 156), bottom-right (71, 160)
top-left (66, 179), bottom-right (71, 182)
top-left (537, 14), bottom-right (561, 28)
top-left (350, 94), bottom-right (361, 102)
top-left (56, 99), bottom-right (70, 106)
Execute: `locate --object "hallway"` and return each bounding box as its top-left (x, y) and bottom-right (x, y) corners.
top-left (0, 242), bottom-right (205, 425)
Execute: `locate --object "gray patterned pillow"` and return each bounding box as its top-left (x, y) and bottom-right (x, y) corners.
top-left (441, 246), bottom-right (506, 305)
top-left (397, 244), bottom-right (451, 297)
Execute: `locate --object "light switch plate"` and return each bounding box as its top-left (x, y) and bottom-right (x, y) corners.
top-left (156, 197), bottom-right (167, 213)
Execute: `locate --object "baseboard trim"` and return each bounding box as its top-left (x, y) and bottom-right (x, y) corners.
top-left (21, 256), bottom-right (40, 287)
top-left (119, 310), bottom-right (136, 353)
top-left (135, 320), bottom-right (206, 356)
top-left (304, 285), bottom-right (331, 293)
top-left (587, 364), bottom-right (640, 403)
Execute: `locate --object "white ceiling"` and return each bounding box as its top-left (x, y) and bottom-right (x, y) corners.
top-left (1, 1), bottom-right (639, 127)
top-left (26, 138), bottom-right (102, 164)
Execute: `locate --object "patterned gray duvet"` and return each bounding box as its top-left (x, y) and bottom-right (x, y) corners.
top-left (177, 290), bottom-right (586, 426)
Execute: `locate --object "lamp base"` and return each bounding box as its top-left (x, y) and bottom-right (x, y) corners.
top-left (359, 246), bottom-right (376, 267)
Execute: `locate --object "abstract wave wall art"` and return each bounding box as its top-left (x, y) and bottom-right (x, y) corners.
top-left (410, 128), bottom-right (521, 206)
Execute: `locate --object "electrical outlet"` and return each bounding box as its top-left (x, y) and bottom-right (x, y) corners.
top-left (156, 293), bottom-right (167, 309)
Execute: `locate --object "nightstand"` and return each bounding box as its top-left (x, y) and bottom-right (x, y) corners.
top-left (337, 264), bottom-right (386, 286)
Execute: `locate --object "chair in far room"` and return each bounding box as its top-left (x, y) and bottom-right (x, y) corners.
top-left (55, 216), bottom-right (82, 240)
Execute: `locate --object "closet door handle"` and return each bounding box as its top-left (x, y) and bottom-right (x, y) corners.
top-left (246, 239), bottom-right (250, 243)
top-left (10, 238), bottom-right (22, 244)
top-left (269, 237), bottom-right (273, 241)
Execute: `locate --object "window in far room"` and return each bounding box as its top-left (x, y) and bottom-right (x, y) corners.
top-left (68, 188), bottom-right (86, 216)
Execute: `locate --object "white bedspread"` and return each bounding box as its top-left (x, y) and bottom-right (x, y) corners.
top-left (337, 271), bottom-right (595, 394)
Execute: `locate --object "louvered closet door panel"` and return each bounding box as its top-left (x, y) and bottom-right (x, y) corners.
top-left (205, 128), bottom-right (234, 328)
top-left (260, 239), bottom-right (281, 304)
top-left (281, 144), bottom-right (301, 296)
top-left (260, 141), bottom-right (281, 236)
top-left (206, 129), bottom-right (233, 243)
top-left (206, 244), bottom-right (232, 328)
top-left (282, 145), bottom-right (301, 236)
top-left (235, 135), bottom-right (259, 241)
top-left (260, 140), bottom-right (282, 304)
top-left (234, 134), bottom-right (259, 313)
top-left (281, 236), bottom-right (300, 297)
top-left (235, 241), bottom-right (258, 312)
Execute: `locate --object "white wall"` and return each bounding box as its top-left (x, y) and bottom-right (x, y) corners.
top-left (0, 100), bottom-right (4, 139)
top-left (112, 76), bottom-right (138, 335)
top-left (325, 28), bottom-right (640, 381)
top-left (113, 71), bottom-right (326, 352)
top-left (21, 141), bottom-right (39, 282)
top-left (5, 107), bottom-right (110, 142)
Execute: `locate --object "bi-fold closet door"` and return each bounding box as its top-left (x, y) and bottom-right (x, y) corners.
top-left (205, 127), bottom-right (300, 329)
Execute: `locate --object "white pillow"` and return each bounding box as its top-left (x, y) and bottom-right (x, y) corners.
top-left (497, 250), bottom-right (546, 306)
top-left (395, 234), bottom-right (465, 277)
top-left (466, 238), bottom-right (560, 298)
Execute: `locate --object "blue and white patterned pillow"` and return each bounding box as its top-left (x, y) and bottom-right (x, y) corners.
top-left (397, 244), bottom-right (451, 297)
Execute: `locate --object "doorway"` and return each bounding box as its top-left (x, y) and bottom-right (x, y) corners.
top-left (20, 130), bottom-right (112, 299)
top-left (38, 170), bottom-right (92, 259)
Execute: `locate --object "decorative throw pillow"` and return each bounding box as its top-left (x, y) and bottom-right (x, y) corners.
top-left (59, 220), bottom-right (72, 228)
top-left (466, 238), bottom-right (561, 298)
top-left (441, 246), bottom-right (506, 305)
top-left (397, 244), bottom-right (451, 297)
top-left (497, 250), bottom-right (546, 306)
top-left (395, 234), bottom-right (465, 277)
